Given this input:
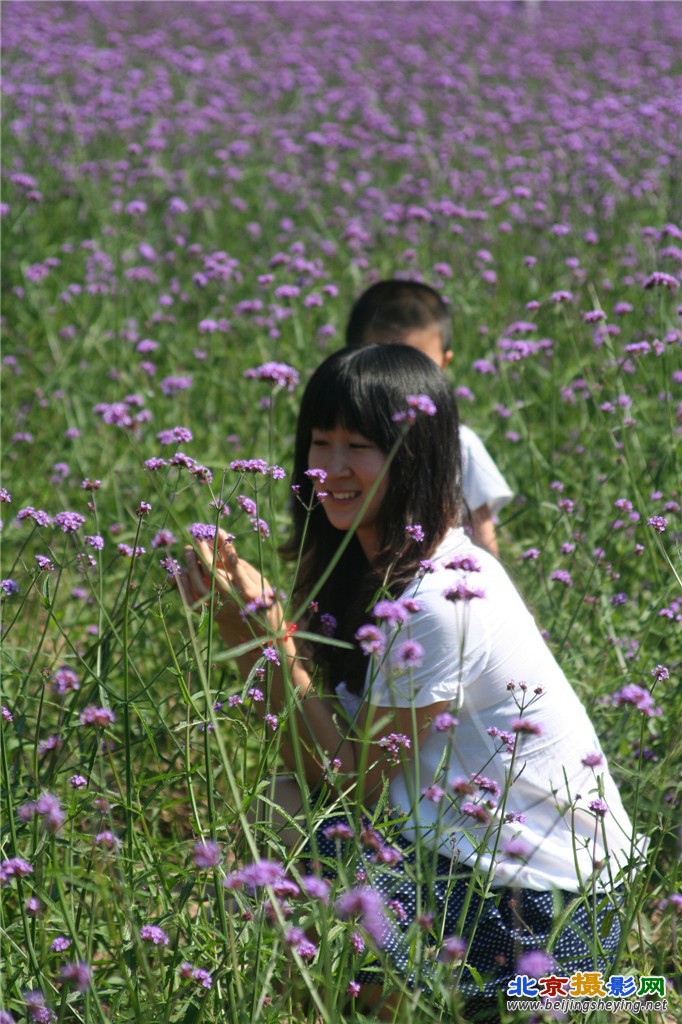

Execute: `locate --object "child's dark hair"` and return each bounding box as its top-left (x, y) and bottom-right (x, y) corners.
top-left (345, 279), bottom-right (452, 353)
top-left (284, 345), bottom-right (461, 694)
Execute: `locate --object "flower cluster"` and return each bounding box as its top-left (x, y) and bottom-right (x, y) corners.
top-left (244, 361), bottom-right (299, 391)
top-left (392, 394), bottom-right (438, 423)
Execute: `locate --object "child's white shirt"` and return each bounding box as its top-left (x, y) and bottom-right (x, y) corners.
top-left (459, 424), bottom-right (513, 516)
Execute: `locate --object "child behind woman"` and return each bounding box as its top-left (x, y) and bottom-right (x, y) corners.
top-left (345, 279), bottom-right (513, 557)
top-left (182, 345), bottom-right (639, 1020)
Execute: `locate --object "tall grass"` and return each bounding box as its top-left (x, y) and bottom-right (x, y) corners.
top-left (1, 3), bottom-right (680, 1021)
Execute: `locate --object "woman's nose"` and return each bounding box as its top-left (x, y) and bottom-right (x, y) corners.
top-left (326, 446), bottom-right (351, 476)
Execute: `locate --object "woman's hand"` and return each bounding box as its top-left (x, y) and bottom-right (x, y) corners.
top-left (178, 529), bottom-right (284, 649)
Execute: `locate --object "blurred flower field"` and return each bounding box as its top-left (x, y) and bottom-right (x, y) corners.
top-left (1, 2), bottom-right (680, 1021)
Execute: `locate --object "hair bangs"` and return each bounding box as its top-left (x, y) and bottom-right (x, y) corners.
top-left (299, 348), bottom-right (400, 451)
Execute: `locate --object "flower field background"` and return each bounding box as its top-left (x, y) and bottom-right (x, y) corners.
top-left (1, 2), bottom-right (680, 1022)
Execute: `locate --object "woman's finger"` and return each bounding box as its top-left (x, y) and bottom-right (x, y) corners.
top-left (184, 548), bottom-right (212, 599)
top-left (175, 568), bottom-right (207, 610)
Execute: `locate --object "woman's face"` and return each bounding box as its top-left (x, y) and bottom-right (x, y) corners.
top-left (308, 425), bottom-right (388, 561)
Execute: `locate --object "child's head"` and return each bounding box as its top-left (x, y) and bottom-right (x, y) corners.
top-left (345, 280), bottom-right (453, 370)
top-left (291, 344), bottom-right (461, 563)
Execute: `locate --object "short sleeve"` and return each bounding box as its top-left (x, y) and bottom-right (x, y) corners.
top-left (459, 424), bottom-right (513, 515)
top-left (364, 580), bottom-right (491, 709)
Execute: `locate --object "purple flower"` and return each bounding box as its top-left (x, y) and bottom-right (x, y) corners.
top-left (244, 361), bottom-right (299, 392)
top-left (79, 706), bottom-right (116, 727)
top-left (84, 534), bottom-right (104, 550)
top-left (373, 598), bottom-right (411, 626)
top-left (405, 523), bottom-right (424, 542)
top-left (0, 487), bottom-right (11, 503)
top-left (391, 639), bottom-right (424, 668)
top-left (517, 950), bottom-right (555, 978)
top-left (456, 802), bottom-right (489, 827)
top-left (19, 793), bottom-right (63, 831)
top-left (68, 775), bottom-right (88, 789)
top-left (261, 645), bottom-right (280, 667)
top-left (1, 857), bottom-right (33, 885)
top-left (156, 426), bottom-right (193, 444)
top-left (53, 511), bottom-right (86, 533)
top-left (550, 569), bottom-right (573, 586)
top-left (651, 664), bottom-right (669, 682)
top-left (355, 624), bottom-right (386, 655)
top-left (116, 544), bottom-right (144, 561)
top-left (501, 837), bottom-right (530, 859)
top-left (347, 981), bottom-right (361, 997)
top-left (94, 831), bottom-right (120, 850)
top-left (310, 612), bottom-right (334, 640)
top-left (378, 732), bottom-right (411, 763)
top-left (323, 822), bottom-right (354, 841)
top-left (188, 523), bottom-right (217, 541)
top-left (1, 579), bottom-right (19, 596)
top-left (22, 991), bottom-right (55, 1023)
top-left (300, 875), bottom-right (330, 903)
top-left (305, 468), bottom-right (327, 482)
top-left (35, 555), bottom-right (55, 571)
top-left (440, 936), bottom-right (467, 963)
top-left (144, 457), bottom-right (168, 471)
top-left (582, 309), bottom-right (607, 323)
top-left (17, 507), bottom-right (51, 527)
top-left (433, 712), bottom-right (458, 731)
top-left (392, 394), bottom-right (437, 423)
top-left (263, 713), bottom-right (278, 731)
top-left (643, 271), bottom-right (679, 290)
top-left (336, 887), bottom-right (388, 947)
top-left (647, 515), bottom-right (667, 533)
top-left (159, 375), bottom-right (192, 396)
top-left (151, 529), bottom-right (176, 548)
top-left (237, 495), bottom-right (258, 516)
top-left (374, 844), bottom-right (403, 866)
top-left (2, 706), bottom-right (13, 722)
top-left (230, 458), bottom-right (268, 474)
top-left (588, 798), bottom-right (609, 817)
top-left (25, 896), bottom-right (41, 917)
top-left (49, 936), bottom-right (71, 953)
top-left (250, 516), bottom-right (270, 538)
top-left (193, 839), bottom-right (221, 869)
top-left (59, 962), bottom-right (92, 992)
top-left (472, 775), bottom-right (501, 799)
top-left (511, 717), bottom-right (543, 736)
top-left (443, 580), bottom-right (485, 601)
top-left (422, 784), bottom-right (445, 803)
top-left (136, 501), bottom-right (152, 517)
top-left (610, 683), bottom-right (662, 717)
top-left (140, 924), bottom-right (170, 946)
top-left (224, 858), bottom-right (286, 891)
top-left (190, 967), bottom-right (213, 989)
top-left (581, 752), bottom-right (604, 768)
top-left (37, 735), bottom-right (60, 756)
top-left (445, 554), bottom-right (482, 573)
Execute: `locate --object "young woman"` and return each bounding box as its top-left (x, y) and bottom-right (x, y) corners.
top-left (181, 346), bottom-right (638, 1019)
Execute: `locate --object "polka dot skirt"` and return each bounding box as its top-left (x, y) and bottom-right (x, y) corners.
top-left (305, 818), bottom-right (622, 1018)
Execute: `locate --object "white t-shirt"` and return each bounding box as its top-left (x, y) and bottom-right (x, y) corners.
top-left (459, 424), bottom-right (513, 516)
top-left (336, 528), bottom-right (639, 893)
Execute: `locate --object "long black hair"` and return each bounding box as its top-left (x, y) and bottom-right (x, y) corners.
top-left (284, 345), bottom-right (462, 694)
